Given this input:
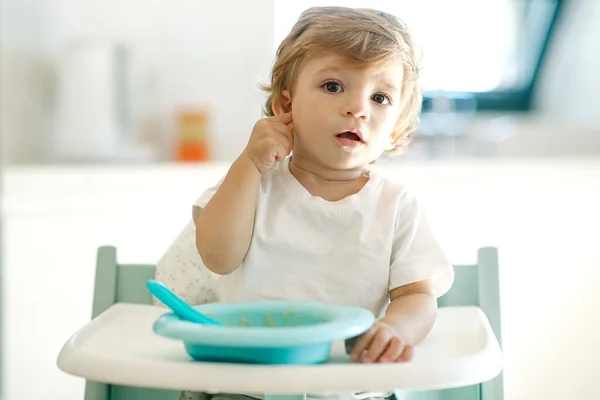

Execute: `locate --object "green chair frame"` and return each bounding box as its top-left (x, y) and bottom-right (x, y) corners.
top-left (84, 246), bottom-right (503, 400)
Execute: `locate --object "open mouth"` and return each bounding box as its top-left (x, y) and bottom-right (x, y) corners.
top-left (336, 131), bottom-right (362, 142)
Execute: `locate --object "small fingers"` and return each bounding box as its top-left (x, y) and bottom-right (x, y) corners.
top-left (273, 141), bottom-right (290, 161)
top-left (350, 327), bottom-right (377, 361)
top-left (363, 329), bottom-right (391, 363)
top-left (397, 344), bottom-right (414, 362)
top-left (378, 337), bottom-right (404, 363)
top-left (272, 112), bottom-right (292, 123)
top-left (272, 132), bottom-right (293, 155)
top-left (271, 125), bottom-right (294, 149)
top-left (270, 121), bottom-right (294, 145)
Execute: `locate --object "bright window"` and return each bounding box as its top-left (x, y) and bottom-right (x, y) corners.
top-left (274, 0), bottom-right (565, 110)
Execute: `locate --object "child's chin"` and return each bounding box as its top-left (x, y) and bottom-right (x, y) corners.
top-left (326, 157), bottom-right (369, 171)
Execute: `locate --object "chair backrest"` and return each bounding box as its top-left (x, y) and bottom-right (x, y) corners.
top-left (86, 246), bottom-right (180, 400)
top-left (91, 246), bottom-right (155, 318)
top-left (396, 246), bottom-right (503, 400)
top-left (86, 246), bottom-right (503, 400)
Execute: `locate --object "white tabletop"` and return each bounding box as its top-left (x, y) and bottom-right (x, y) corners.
top-left (57, 303), bottom-right (502, 394)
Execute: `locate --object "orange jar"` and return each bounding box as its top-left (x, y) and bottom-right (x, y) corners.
top-left (176, 109), bottom-right (210, 162)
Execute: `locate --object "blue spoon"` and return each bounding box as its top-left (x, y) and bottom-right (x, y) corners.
top-left (146, 280), bottom-right (222, 326)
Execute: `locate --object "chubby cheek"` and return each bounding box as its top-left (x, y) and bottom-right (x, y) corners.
top-left (291, 99), bottom-right (321, 139)
top-left (375, 112), bottom-right (400, 140)
top-left (290, 109), bottom-right (311, 145)
top-left (379, 108), bottom-right (401, 130)
top-left (366, 135), bottom-right (391, 156)
top-left (367, 119), bottom-right (397, 152)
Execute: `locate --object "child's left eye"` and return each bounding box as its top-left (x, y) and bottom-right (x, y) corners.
top-left (323, 81), bottom-right (342, 93)
top-left (372, 93), bottom-right (391, 105)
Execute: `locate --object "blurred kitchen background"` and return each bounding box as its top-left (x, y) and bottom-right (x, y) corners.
top-left (3, 0), bottom-right (599, 165)
top-left (1, 0), bottom-right (599, 400)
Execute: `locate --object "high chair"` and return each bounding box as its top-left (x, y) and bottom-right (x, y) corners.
top-left (83, 245), bottom-right (503, 400)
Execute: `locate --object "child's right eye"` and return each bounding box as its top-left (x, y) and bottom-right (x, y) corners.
top-left (323, 81), bottom-right (342, 93)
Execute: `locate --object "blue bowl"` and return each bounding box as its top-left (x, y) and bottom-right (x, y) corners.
top-left (152, 301), bottom-right (375, 364)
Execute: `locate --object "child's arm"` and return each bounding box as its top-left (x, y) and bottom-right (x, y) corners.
top-left (349, 278), bottom-right (436, 363)
top-left (347, 191), bottom-right (453, 363)
top-left (195, 156), bottom-right (262, 275)
top-left (195, 113), bottom-right (294, 275)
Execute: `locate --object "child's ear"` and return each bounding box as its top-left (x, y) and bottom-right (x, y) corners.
top-left (272, 90), bottom-right (292, 115)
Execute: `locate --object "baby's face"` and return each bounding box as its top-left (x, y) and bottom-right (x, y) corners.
top-left (289, 53), bottom-right (403, 170)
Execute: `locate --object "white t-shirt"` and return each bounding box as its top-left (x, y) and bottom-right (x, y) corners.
top-left (194, 157), bottom-right (453, 317)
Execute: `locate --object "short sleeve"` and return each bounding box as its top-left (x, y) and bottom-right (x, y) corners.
top-left (389, 192), bottom-right (454, 298)
top-left (191, 177), bottom-right (224, 221)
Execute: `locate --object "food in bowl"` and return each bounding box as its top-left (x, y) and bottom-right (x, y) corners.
top-left (152, 301), bottom-right (375, 364)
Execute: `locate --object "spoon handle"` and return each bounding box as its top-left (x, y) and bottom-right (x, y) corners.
top-left (146, 280), bottom-right (221, 325)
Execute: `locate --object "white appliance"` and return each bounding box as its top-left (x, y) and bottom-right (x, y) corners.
top-left (55, 38), bottom-right (144, 162)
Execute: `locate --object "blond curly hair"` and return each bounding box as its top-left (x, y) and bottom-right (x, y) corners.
top-left (262, 6), bottom-right (422, 153)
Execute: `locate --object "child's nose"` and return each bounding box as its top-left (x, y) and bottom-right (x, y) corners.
top-left (344, 96), bottom-right (370, 121)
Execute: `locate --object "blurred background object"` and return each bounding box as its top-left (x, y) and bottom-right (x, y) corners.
top-left (1, 0), bottom-right (275, 164)
top-left (54, 37), bottom-right (156, 163)
top-left (2, 1), bottom-right (600, 400)
top-left (176, 109), bottom-right (211, 162)
top-left (3, 0), bottom-right (599, 165)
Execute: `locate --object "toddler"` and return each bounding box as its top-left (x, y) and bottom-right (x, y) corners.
top-left (164, 6), bottom-right (454, 400)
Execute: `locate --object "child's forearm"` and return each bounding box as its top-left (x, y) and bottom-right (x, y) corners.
top-left (195, 154), bottom-right (262, 275)
top-left (382, 283), bottom-right (438, 345)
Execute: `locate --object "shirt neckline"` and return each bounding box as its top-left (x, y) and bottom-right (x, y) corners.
top-left (275, 156), bottom-right (380, 206)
